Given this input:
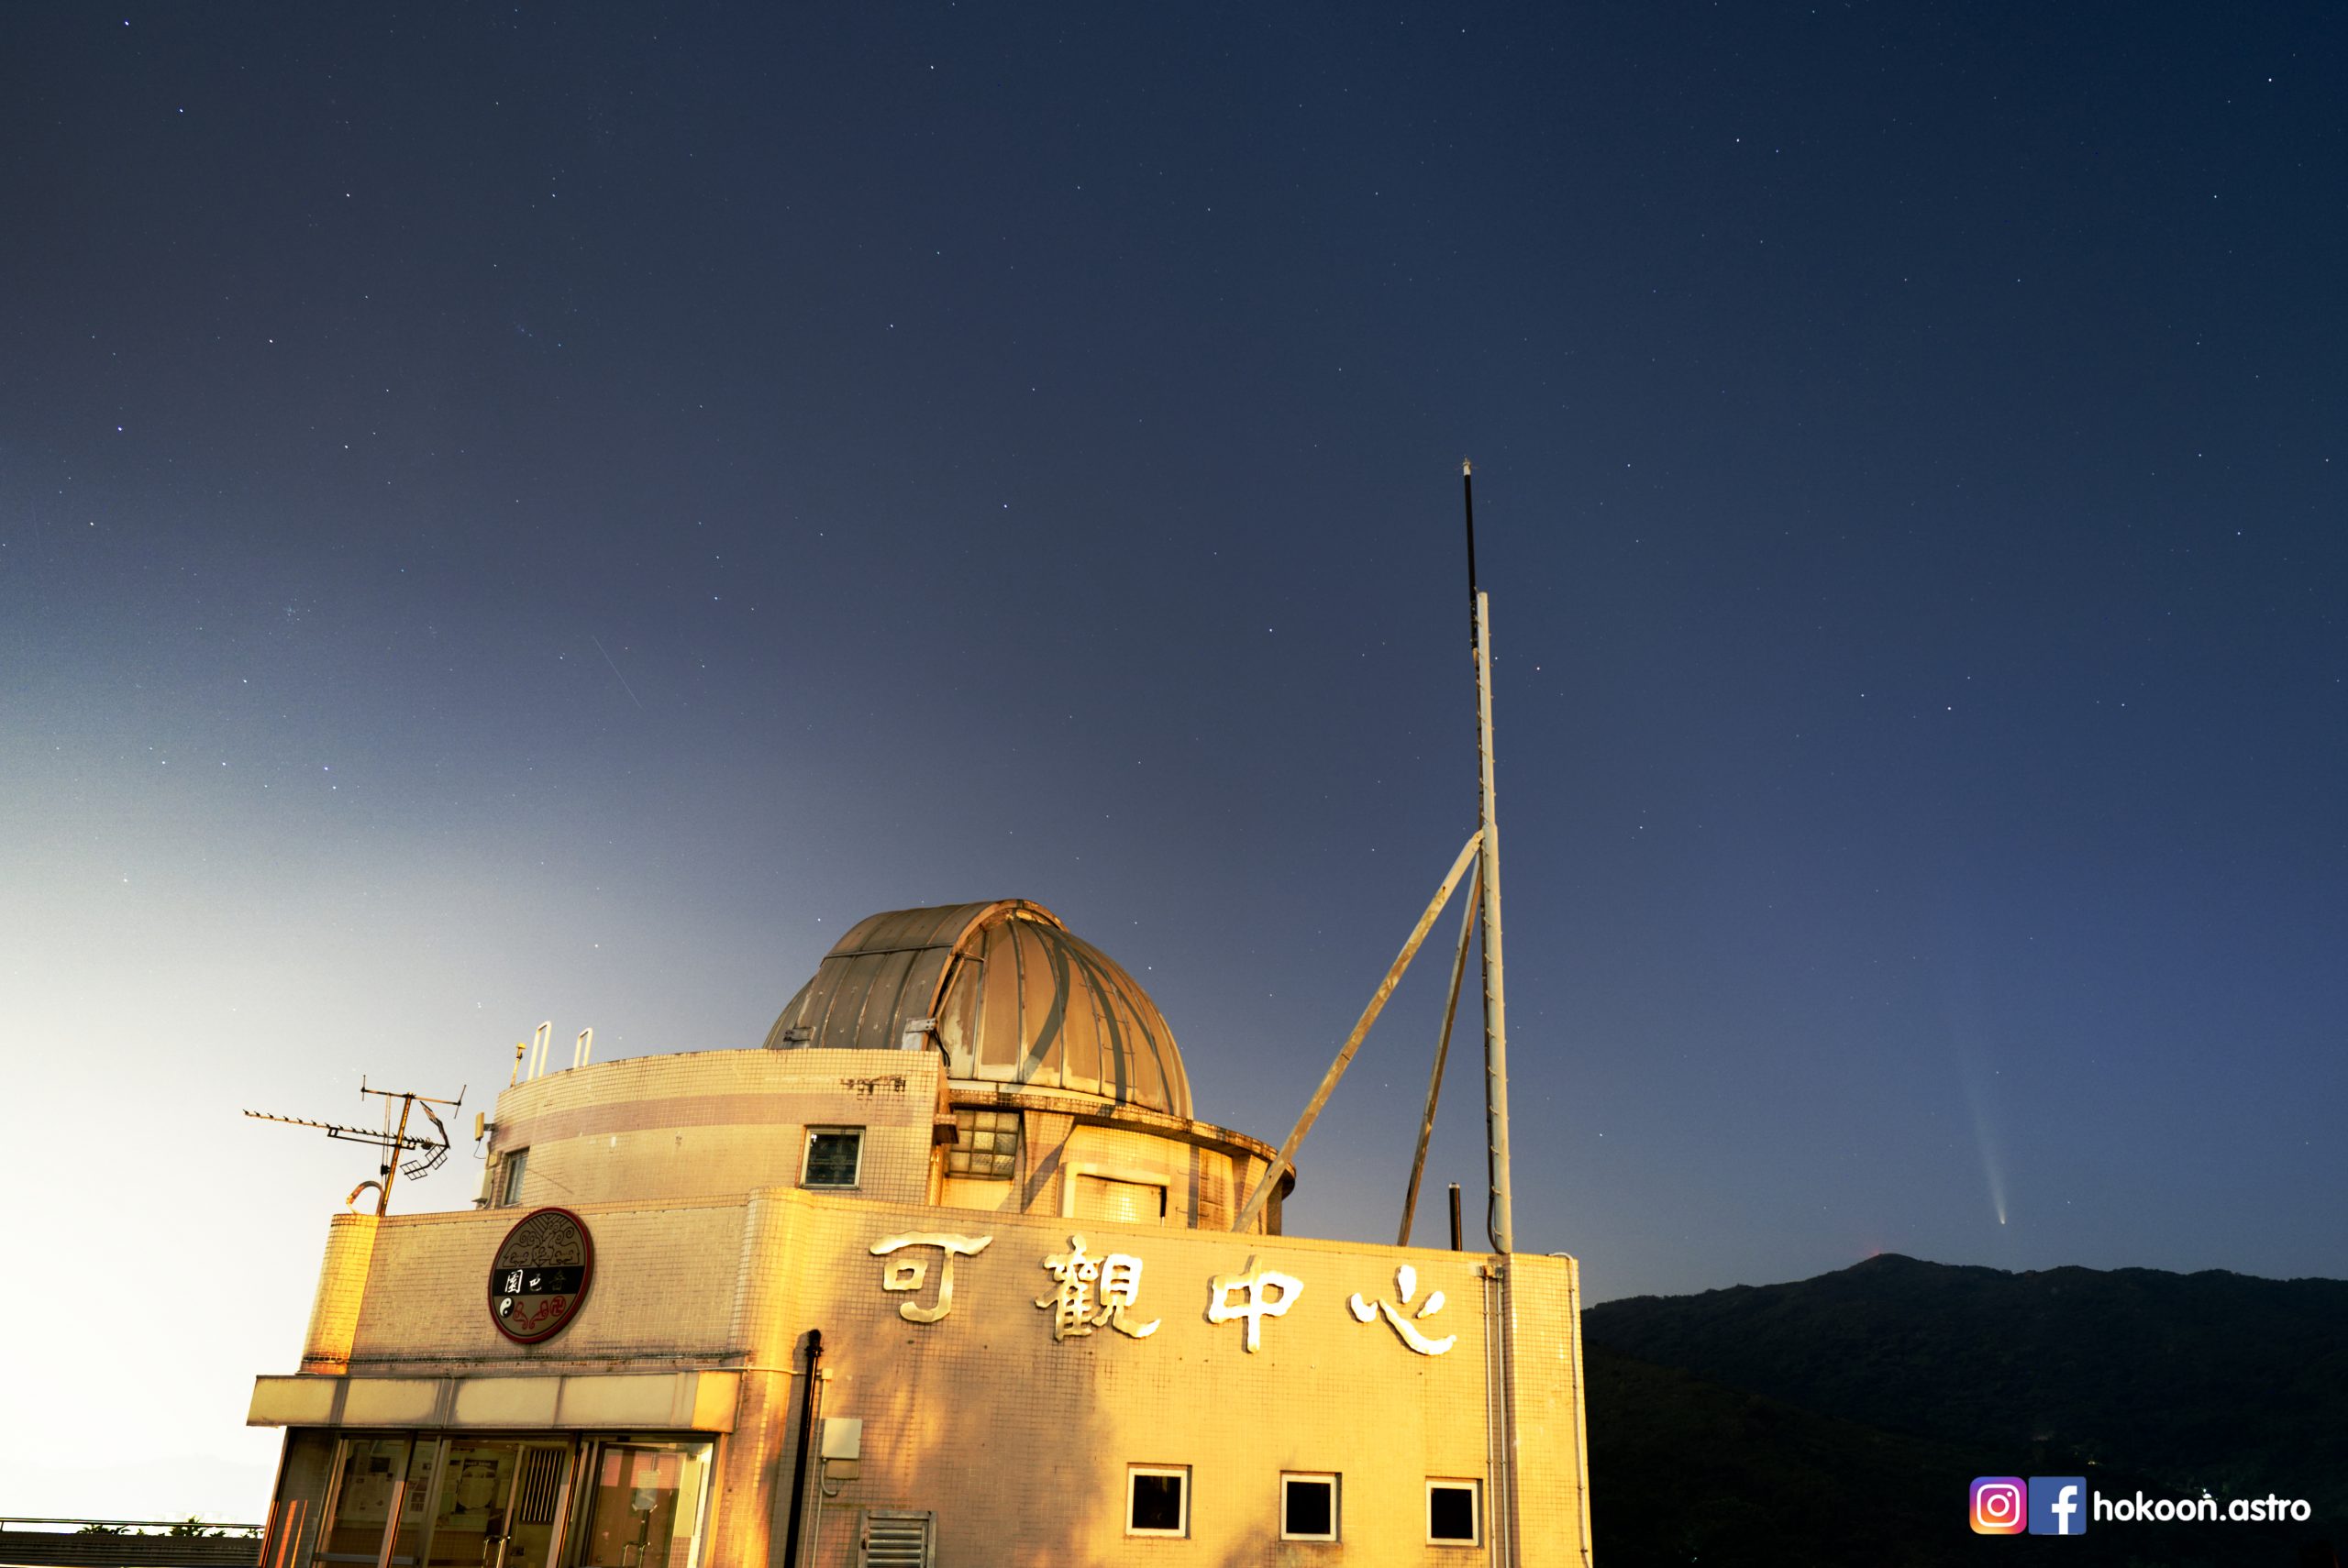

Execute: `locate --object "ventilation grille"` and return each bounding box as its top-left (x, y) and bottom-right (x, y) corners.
top-left (516, 1448), bottom-right (566, 1526)
top-left (859, 1510), bottom-right (935, 1568)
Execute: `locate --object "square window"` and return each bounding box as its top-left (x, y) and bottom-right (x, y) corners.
top-left (946, 1108), bottom-right (1019, 1179)
top-left (803, 1127), bottom-right (863, 1188)
top-left (1427, 1479), bottom-right (1480, 1545)
top-left (498, 1149), bottom-right (528, 1207)
top-left (1126, 1465), bottom-right (1189, 1538)
top-left (1280, 1473), bottom-right (1338, 1541)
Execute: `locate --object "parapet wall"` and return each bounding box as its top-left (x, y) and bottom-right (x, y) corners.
top-left (279, 1183), bottom-right (1586, 1565)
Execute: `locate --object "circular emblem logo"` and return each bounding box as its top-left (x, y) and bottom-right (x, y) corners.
top-left (488, 1207), bottom-right (593, 1343)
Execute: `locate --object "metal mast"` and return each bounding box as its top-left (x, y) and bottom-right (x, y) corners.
top-left (1465, 460), bottom-right (1515, 1254)
top-left (1244, 463), bottom-right (1520, 1253)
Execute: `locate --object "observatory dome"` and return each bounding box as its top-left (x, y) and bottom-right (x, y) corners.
top-left (764, 900), bottom-right (1192, 1119)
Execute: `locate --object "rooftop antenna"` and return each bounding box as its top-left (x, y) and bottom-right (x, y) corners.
top-left (1464, 458), bottom-right (1516, 1255)
top-left (1400, 458), bottom-right (1523, 1248)
top-left (1232, 462), bottom-right (1519, 1252)
top-left (244, 1079), bottom-right (466, 1217)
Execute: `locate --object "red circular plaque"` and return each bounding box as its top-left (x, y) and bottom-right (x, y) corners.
top-left (488, 1207), bottom-right (593, 1343)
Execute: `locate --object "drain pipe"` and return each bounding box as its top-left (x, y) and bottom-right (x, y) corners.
top-left (781, 1329), bottom-right (824, 1568)
top-left (1481, 1263), bottom-right (1512, 1565)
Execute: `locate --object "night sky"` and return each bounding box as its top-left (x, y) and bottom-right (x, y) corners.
top-left (4, 2), bottom-right (2343, 1518)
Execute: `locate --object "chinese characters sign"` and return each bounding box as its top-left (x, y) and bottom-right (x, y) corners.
top-left (488, 1207), bottom-right (593, 1343)
top-left (1036, 1234), bottom-right (1160, 1341)
top-left (1348, 1264), bottom-right (1456, 1355)
top-left (1205, 1257), bottom-right (1302, 1353)
top-left (866, 1230), bottom-right (1462, 1359)
top-left (870, 1232), bottom-right (991, 1322)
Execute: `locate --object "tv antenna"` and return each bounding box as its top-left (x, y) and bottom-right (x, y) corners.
top-left (244, 1078), bottom-right (467, 1216)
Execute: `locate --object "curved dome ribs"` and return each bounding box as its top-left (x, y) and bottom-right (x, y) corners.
top-left (1069, 936), bottom-right (1142, 1107)
top-left (1069, 940), bottom-right (1116, 1101)
top-left (768, 900), bottom-right (1193, 1120)
top-left (1013, 916), bottom-right (1069, 1085)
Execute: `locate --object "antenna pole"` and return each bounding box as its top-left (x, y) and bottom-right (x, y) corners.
top-left (1463, 457), bottom-right (1480, 602)
top-left (378, 1093), bottom-right (416, 1217)
top-left (1465, 461), bottom-right (1516, 1255)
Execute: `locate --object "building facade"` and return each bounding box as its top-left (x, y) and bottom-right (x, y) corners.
top-left (249, 900), bottom-right (1592, 1565)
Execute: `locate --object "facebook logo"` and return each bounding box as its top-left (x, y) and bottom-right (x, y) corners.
top-left (2030, 1476), bottom-right (2089, 1536)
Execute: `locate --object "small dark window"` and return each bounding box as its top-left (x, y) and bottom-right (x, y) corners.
top-left (1127, 1466), bottom-right (1188, 1537)
top-left (1281, 1473), bottom-right (1337, 1541)
top-left (1428, 1479), bottom-right (1480, 1544)
top-left (946, 1108), bottom-right (1020, 1178)
top-left (498, 1149), bottom-right (529, 1207)
top-left (803, 1127), bottom-right (863, 1188)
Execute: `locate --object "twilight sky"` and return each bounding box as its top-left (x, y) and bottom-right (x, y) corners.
top-left (3, 1), bottom-right (2342, 1520)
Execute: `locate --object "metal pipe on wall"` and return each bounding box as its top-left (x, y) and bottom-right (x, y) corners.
top-left (781, 1330), bottom-right (824, 1568)
top-left (1480, 1263), bottom-right (1514, 1566)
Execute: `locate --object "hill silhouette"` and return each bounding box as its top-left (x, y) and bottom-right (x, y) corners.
top-left (1581, 1254), bottom-right (2346, 1566)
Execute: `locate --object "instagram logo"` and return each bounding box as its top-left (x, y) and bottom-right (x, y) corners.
top-left (1971, 1477), bottom-right (2027, 1534)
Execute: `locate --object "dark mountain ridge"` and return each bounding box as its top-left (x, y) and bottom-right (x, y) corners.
top-left (1582, 1253), bottom-right (2347, 1565)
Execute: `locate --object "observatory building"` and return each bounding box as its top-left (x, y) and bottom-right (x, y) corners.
top-left (248, 899), bottom-right (1591, 1565)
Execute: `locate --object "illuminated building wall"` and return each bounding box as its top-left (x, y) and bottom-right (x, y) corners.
top-left (249, 901), bottom-right (1591, 1565)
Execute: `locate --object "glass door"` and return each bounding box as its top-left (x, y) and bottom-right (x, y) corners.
top-left (316, 1438), bottom-right (437, 1568)
top-left (313, 1438), bottom-right (572, 1568)
top-left (432, 1441), bottom-right (579, 1568)
top-left (319, 1438), bottom-right (408, 1564)
top-left (418, 1441), bottom-right (572, 1568)
top-left (505, 1444), bottom-right (571, 1568)
top-left (424, 1442), bottom-right (519, 1568)
top-left (573, 1443), bottom-right (713, 1568)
